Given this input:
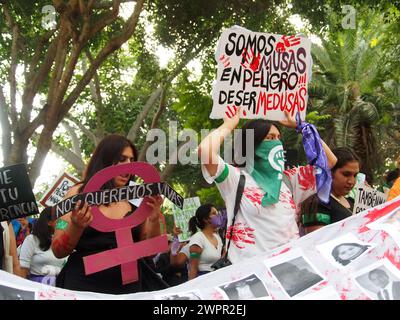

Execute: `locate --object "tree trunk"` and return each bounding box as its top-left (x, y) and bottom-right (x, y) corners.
top-left (28, 119), bottom-right (59, 185)
top-left (8, 135), bottom-right (29, 166)
top-left (26, 0), bottom-right (145, 187)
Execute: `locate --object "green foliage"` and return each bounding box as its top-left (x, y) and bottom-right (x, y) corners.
top-left (196, 186), bottom-right (225, 209)
top-left (308, 8), bottom-right (400, 181)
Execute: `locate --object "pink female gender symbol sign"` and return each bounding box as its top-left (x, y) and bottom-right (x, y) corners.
top-left (81, 162), bottom-right (168, 285)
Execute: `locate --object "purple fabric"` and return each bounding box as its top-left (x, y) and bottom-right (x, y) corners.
top-left (28, 274), bottom-right (56, 286)
top-left (296, 112), bottom-right (332, 204)
top-left (170, 235), bottom-right (181, 256)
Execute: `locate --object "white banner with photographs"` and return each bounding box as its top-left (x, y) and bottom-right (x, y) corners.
top-left (1, 196), bottom-right (400, 300)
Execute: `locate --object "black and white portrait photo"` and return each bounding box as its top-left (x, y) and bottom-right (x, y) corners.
top-left (317, 233), bottom-right (374, 268)
top-left (0, 283), bottom-right (36, 300)
top-left (270, 256), bottom-right (324, 298)
top-left (354, 260), bottom-right (400, 300)
top-left (217, 274), bottom-right (270, 300)
top-left (156, 290), bottom-right (202, 300)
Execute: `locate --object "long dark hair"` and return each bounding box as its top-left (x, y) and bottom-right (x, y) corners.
top-left (301, 147), bottom-right (360, 226)
top-left (234, 120), bottom-right (280, 167)
top-left (386, 168), bottom-right (400, 187)
top-left (32, 207), bottom-right (53, 251)
top-left (188, 204), bottom-right (214, 235)
top-left (331, 147), bottom-right (359, 173)
top-left (79, 134), bottom-right (138, 192)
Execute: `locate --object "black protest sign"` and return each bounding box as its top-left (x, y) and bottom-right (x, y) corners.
top-left (51, 182), bottom-right (184, 220)
top-left (0, 164), bottom-right (39, 222)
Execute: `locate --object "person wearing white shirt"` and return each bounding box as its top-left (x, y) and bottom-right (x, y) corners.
top-left (198, 109), bottom-right (337, 264)
top-left (19, 208), bottom-right (67, 285)
top-left (188, 204), bottom-right (223, 279)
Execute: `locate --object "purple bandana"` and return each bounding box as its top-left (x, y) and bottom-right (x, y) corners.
top-left (170, 235), bottom-right (181, 256)
top-left (296, 112), bottom-right (332, 204)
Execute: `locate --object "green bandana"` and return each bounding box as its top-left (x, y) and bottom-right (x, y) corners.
top-left (249, 140), bottom-right (285, 206)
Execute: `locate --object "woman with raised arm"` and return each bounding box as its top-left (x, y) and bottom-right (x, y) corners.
top-left (51, 134), bottom-right (167, 294)
top-left (198, 108), bottom-right (337, 264)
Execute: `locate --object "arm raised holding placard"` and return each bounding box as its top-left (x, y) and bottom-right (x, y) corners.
top-left (197, 107), bottom-right (337, 263)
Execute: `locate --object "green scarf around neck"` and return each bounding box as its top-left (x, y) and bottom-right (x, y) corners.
top-left (249, 140), bottom-right (285, 206)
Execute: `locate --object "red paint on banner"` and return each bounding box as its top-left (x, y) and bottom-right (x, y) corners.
top-left (271, 247), bottom-right (291, 257)
top-left (312, 281), bottom-right (328, 291)
top-left (357, 199), bottom-right (400, 233)
top-left (384, 247), bottom-right (400, 269)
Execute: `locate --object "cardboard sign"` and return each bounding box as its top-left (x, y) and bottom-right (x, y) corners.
top-left (353, 184), bottom-right (387, 214)
top-left (0, 164), bottom-right (39, 222)
top-left (211, 26), bottom-right (311, 121)
top-left (39, 172), bottom-right (79, 207)
top-left (172, 197), bottom-right (201, 242)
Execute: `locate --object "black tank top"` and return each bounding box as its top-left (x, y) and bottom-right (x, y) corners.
top-left (56, 208), bottom-right (168, 294)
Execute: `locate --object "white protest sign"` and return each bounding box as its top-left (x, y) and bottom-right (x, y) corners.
top-left (211, 26), bottom-right (311, 120)
top-left (39, 172), bottom-right (79, 207)
top-left (353, 183), bottom-right (387, 214)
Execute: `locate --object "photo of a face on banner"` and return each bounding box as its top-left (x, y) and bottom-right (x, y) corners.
top-left (216, 273), bottom-right (270, 300)
top-left (317, 233), bottom-right (375, 268)
top-left (265, 249), bottom-right (325, 298)
top-left (367, 208), bottom-right (400, 247)
top-left (353, 259), bottom-right (400, 300)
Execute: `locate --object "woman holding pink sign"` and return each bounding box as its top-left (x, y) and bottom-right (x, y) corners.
top-left (51, 134), bottom-right (168, 294)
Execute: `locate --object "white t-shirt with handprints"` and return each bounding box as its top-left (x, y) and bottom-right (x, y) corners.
top-left (201, 155), bottom-right (316, 264)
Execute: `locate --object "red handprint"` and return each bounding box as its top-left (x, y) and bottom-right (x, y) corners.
top-left (241, 48), bottom-right (261, 71)
top-left (283, 168), bottom-right (297, 178)
top-left (226, 223), bottom-right (255, 249)
top-left (225, 105), bottom-right (237, 118)
top-left (275, 35), bottom-right (301, 53)
top-left (297, 165), bottom-right (316, 191)
top-left (219, 54), bottom-right (231, 68)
